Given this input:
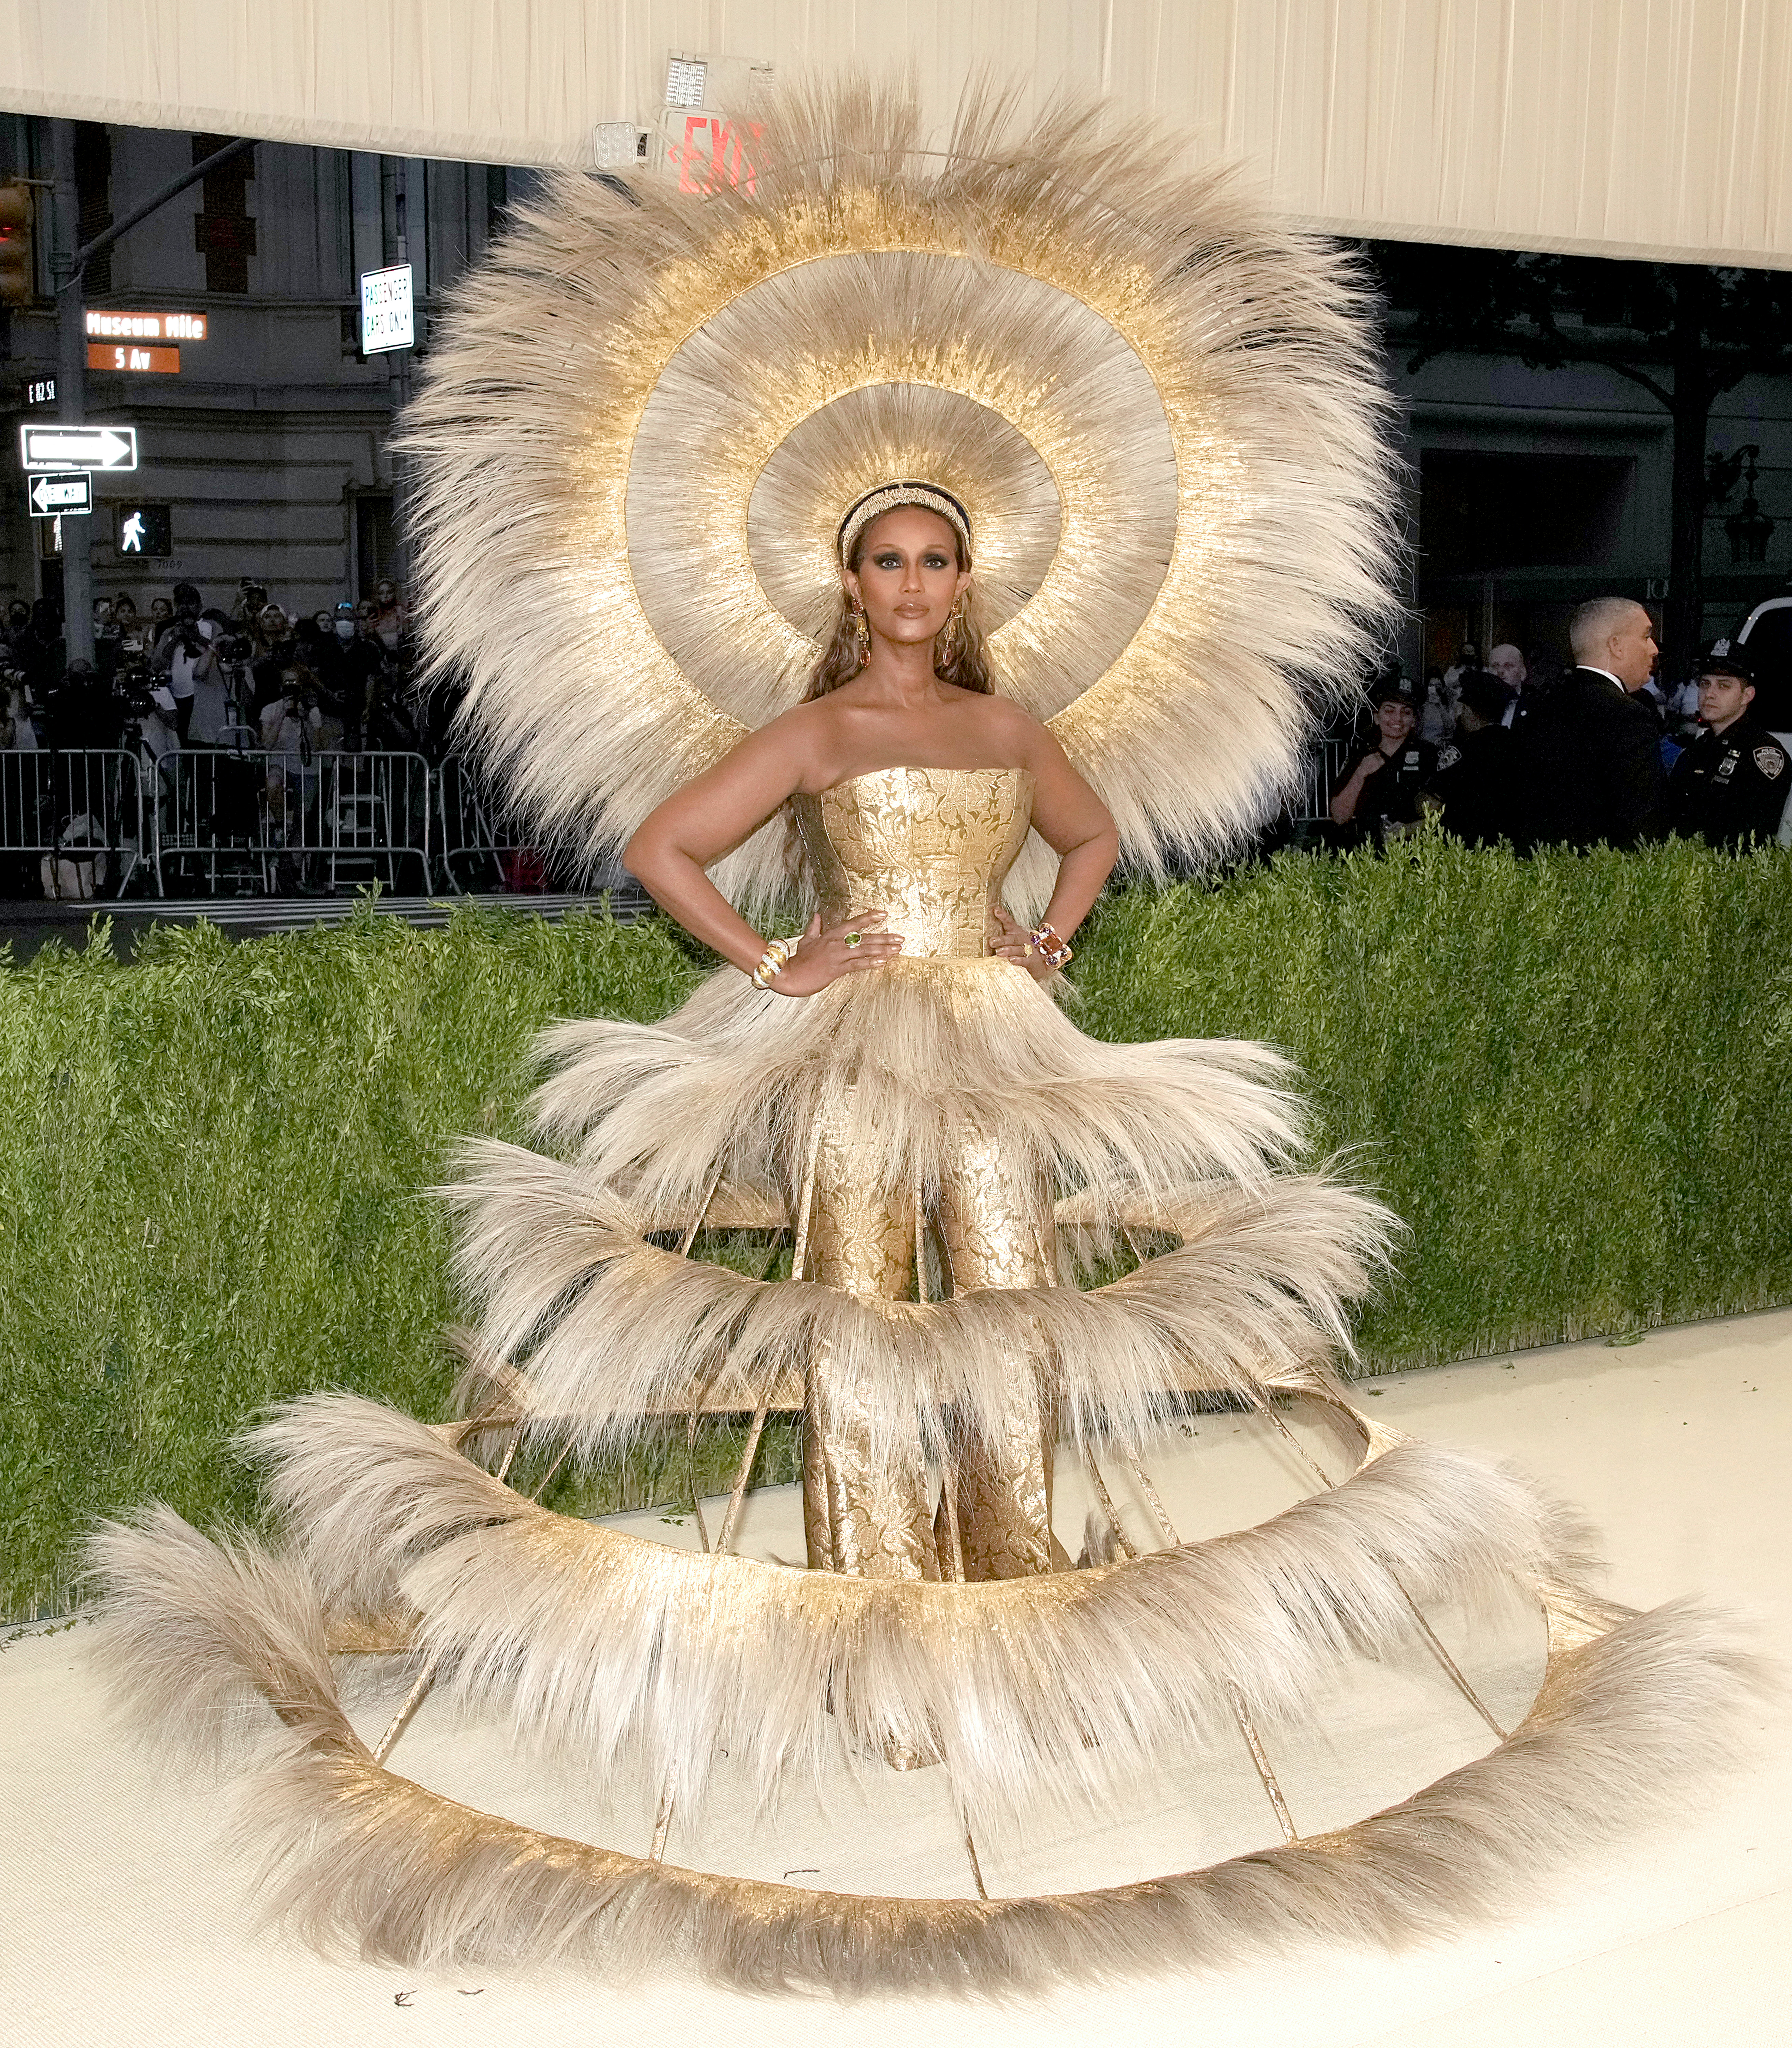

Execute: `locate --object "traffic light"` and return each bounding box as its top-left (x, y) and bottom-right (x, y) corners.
top-left (0, 180), bottom-right (35, 304)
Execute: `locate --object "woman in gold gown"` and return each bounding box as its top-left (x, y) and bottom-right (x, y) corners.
top-left (623, 482), bottom-right (1120, 1584)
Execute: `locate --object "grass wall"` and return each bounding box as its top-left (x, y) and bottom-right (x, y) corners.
top-left (3, 836), bottom-right (1788, 1618)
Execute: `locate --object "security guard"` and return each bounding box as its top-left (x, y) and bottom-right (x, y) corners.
top-left (1328, 684), bottom-right (1437, 845)
top-left (1662, 641), bottom-right (1790, 849)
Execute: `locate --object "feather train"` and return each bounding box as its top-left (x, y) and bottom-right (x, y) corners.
top-left (85, 1509), bottom-right (1763, 1993)
top-left (246, 1392), bottom-right (1599, 1837)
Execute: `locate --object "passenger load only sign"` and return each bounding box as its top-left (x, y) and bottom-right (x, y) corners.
top-left (359, 264), bottom-right (414, 354)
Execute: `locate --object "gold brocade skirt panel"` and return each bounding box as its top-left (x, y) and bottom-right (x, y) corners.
top-left (802, 1111), bottom-right (1060, 1583)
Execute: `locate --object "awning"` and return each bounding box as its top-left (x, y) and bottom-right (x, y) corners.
top-left (1, 0), bottom-right (1788, 266)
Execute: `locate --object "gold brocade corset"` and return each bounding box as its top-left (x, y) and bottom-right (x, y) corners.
top-left (792, 767), bottom-right (1035, 961)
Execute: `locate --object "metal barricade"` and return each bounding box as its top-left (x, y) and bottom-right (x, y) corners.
top-left (153, 748), bottom-right (433, 897)
top-left (0, 748), bottom-right (146, 899)
top-left (1292, 738), bottom-right (1356, 821)
top-left (435, 755), bottom-right (584, 894)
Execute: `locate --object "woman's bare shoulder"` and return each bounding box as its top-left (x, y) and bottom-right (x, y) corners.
top-left (972, 691), bottom-right (1062, 763)
top-left (742, 697), bottom-right (838, 755)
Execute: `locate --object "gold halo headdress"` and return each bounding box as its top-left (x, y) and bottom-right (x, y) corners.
top-left (406, 80), bottom-right (1402, 899)
top-left (837, 481), bottom-right (973, 563)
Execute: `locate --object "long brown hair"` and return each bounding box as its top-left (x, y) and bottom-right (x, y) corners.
top-left (804, 509), bottom-right (994, 701)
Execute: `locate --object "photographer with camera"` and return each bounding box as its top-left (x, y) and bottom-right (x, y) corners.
top-left (152, 584), bottom-right (212, 742)
top-left (111, 592), bottom-right (143, 642)
top-left (191, 610), bottom-right (256, 745)
top-left (315, 598), bottom-right (383, 751)
top-left (231, 578), bottom-right (270, 634)
top-left (133, 679), bottom-right (182, 772)
top-left (260, 663), bottom-right (339, 891)
top-left (251, 606), bottom-right (302, 715)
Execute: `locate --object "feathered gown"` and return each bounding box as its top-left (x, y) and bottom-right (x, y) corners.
top-left (450, 764), bottom-right (1385, 1582)
top-left (83, 765), bottom-right (1761, 1989)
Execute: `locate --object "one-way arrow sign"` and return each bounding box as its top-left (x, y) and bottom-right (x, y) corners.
top-left (27, 472), bottom-right (92, 517)
top-left (18, 423), bottom-right (139, 471)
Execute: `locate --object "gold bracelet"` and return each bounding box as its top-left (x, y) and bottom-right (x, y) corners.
top-left (749, 935), bottom-right (799, 989)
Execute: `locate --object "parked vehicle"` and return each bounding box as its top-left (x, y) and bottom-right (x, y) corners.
top-left (1731, 593), bottom-right (1792, 735)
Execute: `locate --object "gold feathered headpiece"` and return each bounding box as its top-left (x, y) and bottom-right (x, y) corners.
top-left (405, 79), bottom-right (1401, 896)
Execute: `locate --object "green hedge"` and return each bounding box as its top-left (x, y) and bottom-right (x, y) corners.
top-left (3, 836), bottom-right (1788, 1619)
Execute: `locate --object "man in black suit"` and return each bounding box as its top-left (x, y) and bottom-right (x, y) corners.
top-left (1427, 670), bottom-right (1523, 846)
top-left (1520, 596), bottom-right (1665, 849)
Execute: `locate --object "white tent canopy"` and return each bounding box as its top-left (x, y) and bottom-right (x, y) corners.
top-left (1, 0), bottom-right (1788, 266)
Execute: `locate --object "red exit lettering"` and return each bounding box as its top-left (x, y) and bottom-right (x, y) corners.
top-left (671, 116), bottom-right (764, 196)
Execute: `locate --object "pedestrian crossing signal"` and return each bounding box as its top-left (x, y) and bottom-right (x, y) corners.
top-left (114, 502), bottom-right (172, 558)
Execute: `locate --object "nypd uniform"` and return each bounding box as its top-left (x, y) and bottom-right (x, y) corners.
top-left (1338, 733), bottom-right (1438, 842)
top-left (1664, 640), bottom-right (1791, 849)
top-left (1664, 714), bottom-right (1789, 848)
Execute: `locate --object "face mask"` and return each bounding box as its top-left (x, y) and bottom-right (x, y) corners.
top-left (335, 620), bottom-right (355, 640)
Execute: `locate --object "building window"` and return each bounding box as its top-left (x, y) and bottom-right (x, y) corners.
top-left (192, 134), bottom-right (256, 292)
top-left (355, 493), bottom-right (395, 595)
top-left (1420, 451), bottom-right (1634, 574)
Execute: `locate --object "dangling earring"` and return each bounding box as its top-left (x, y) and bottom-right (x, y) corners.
top-left (939, 601), bottom-right (962, 668)
top-left (852, 605), bottom-right (871, 668)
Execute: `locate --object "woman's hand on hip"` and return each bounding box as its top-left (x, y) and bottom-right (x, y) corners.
top-left (989, 905), bottom-right (1057, 982)
top-left (770, 910), bottom-right (902, 995)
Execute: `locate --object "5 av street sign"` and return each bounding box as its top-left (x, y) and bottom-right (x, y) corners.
top-left (18, 423), bottom-right (139, 472)
top-left (27, 472), bottom-right (91, 517)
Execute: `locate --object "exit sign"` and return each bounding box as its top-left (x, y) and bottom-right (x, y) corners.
top-left (89, 342), bottom-right (181, 374)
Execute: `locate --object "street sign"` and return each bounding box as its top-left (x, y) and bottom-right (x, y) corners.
top-left (85, 309), bottom-right (208, 341)
top-left (88, 342), bottom-right (181, 374)
top-left (27, 472), bottom-right (91, 517)
top-left (22, 375), bottom-right (55, 406)
top-left (114, 502), bottom-right (172, 557)
top-left (359, 264), bottom-right (413, 354)
top-left (18, 423), bottom-right (138, 471)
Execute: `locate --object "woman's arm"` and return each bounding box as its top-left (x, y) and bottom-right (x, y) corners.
top-left (1329, 750), bottom-right (1381, 824)
top-left (990, 717), bottom-right (1120, 979)
top-left (623, 713), bottom-right (904, 994)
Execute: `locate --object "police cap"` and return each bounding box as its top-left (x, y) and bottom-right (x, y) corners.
top-left (1696, 637), bottom-right (1753, 684)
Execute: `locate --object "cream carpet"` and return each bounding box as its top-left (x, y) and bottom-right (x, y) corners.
top-left (4, 1308), bottom-right (1787, 2045)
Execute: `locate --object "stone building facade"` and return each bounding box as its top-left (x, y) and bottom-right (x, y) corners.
top-left (0, 115), bottom-right (529, 624)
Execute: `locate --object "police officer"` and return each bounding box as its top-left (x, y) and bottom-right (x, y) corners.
top-left (1662, 641), bottom-right (1790, 849)
top-left (1329, 683), bottom-right (1437, 845)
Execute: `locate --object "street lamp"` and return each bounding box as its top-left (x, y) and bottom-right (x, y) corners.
top-left (1724, 446), bottom-right (1774, 566)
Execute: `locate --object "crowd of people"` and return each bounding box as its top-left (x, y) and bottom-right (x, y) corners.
top-left (1325, 596), bottom-right (1790, 855)
top-left (0, 576), bottom-right (425, 760)
top-left (1, 583), bottom-right (1787, 899)
top-left (0, 577), bottom-right (486, 895)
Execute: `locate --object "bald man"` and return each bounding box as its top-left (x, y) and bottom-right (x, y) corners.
top-left (1487, 643), bottom-right (1528, 727)
top-left (1518, 597), bottom-right (1665, 849)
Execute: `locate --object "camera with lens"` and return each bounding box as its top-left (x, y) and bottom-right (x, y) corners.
top-left (111, 653), bottom-right (158, 719)
top-left (216, 632), bottom-right (254, 662)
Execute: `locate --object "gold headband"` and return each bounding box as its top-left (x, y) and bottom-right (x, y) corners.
top-left (837, 482), bottom-right (972, 564)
